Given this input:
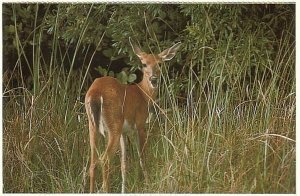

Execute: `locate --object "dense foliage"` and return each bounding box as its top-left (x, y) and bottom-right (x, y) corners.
top-left (3, 4), bottom-right (294, 95)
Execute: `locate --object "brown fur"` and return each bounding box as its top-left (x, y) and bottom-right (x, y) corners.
top-left (85, 39), bottom-right (181, 192)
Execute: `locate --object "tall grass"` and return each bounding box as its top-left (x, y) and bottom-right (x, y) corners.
top-left (149, 29), bottom-right (295, 193)
top-left (3, 5), bottom-right (295, 193)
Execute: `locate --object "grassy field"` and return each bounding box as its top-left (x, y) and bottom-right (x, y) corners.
top-left (2, 4), bottom-right (295, 193)
top-left (3, 36), bottom-right (295, 193)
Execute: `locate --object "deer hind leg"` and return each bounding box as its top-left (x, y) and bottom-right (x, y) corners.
top-left (101, 127), bottom-right (122, 192)
top-left (86, 100), bottom-right (100, 193)
top-left (88, 121), bottom-right (97, 192)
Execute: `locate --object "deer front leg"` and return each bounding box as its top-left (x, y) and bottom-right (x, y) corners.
top-left (120, 134), bottom-right (126, 193)
top-left (137, 126), bottom-right (149, 184)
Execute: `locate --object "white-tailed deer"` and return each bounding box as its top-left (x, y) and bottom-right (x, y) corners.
top-left (85, 38), bottom-right (181, 193)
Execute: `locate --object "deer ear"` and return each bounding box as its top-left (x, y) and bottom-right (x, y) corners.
top-left (129, 37), bottom-right (143, 58)
top-left (158, 42), bottom-right (182, 61)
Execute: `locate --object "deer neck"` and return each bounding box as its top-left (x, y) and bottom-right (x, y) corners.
top-left (137, 77), bottom-right (157, 103)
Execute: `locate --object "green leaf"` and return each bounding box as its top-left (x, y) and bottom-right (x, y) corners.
top-left (95, 66), bottom-right (108, 76)
top-left (108, 71), bottom-right (115, 77)
top-left (103, 48), bottom-right (113, 58)
top-left (7, 25), bottom-right (15, 33)
top-left (128, 73), bottom-right (137, 83)
top-left (117, 71), bottom-right (128, 84)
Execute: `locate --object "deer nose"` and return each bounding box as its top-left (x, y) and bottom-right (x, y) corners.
top-left (150, 76), bottom-right (159, 88)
